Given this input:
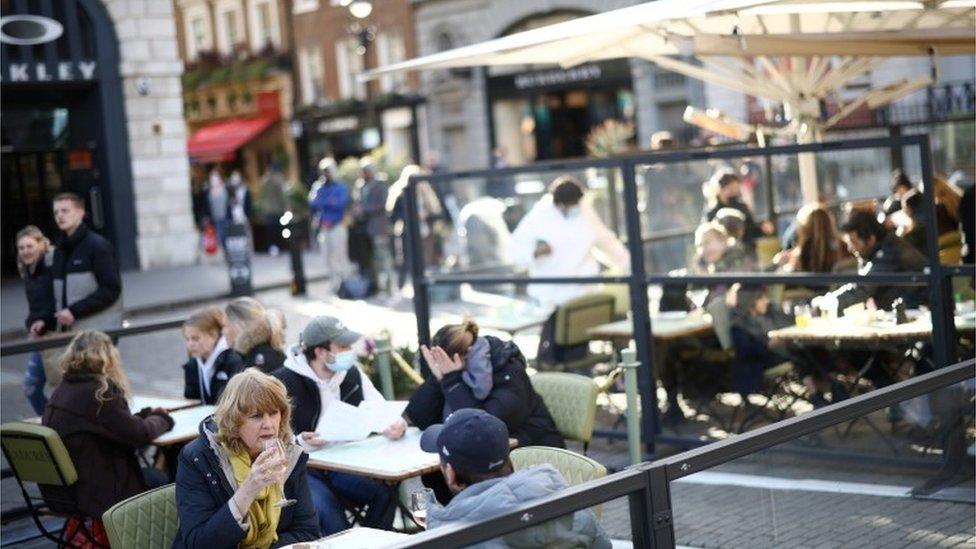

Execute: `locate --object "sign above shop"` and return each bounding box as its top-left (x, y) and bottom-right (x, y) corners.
top-left (514, 64), bottom-right (602, 90)
top-left (1, 60), bottom-right (97, 83)
top-left (317, 116), bottom-right (360, 134)
top-left (0, 14), bottom-right (63, 46)
top-left (488, 59), bottom-right (632, 98)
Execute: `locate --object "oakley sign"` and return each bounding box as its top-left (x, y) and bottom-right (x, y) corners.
top-left (0, 15), bottom-right (98, 83)
top-left (0, 15), bottom-right (63, 46)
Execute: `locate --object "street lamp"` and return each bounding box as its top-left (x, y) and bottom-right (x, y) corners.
top-left (348, 1), bottom-right (373, 19)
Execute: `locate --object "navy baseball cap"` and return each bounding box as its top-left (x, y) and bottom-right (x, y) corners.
top-left (420, 409), bottom-right (510, 474)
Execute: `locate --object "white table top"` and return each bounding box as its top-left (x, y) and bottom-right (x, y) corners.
top-left (306, 428), bottom-right (439, 482)
top-left (478, 307), bottom-right (550, 335)
top-left (153, 405), bottom-right (216, 446)
top-left (24, 393), bottom-right (200, 424)
top-left (769, 313), bottom-right (976, 343)
top-left (588, 312), bottom-right (713, 341)
top-left (281, 527), bottom-right (410, 548)
top-left (130, 394), bottom-right (200, 413)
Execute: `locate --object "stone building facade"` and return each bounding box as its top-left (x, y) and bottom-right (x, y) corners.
top-left (104, 0), bottom-right (198, 269)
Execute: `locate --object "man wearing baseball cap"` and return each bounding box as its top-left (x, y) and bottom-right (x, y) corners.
top-left (272, 315), bottom-right (405, 535)
top-left (420, 409), bottom-right (611, 547)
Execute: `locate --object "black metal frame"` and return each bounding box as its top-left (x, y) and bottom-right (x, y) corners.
top-left (383, 358), bottom-right (975, 548)
top-left (404, 135), bottom-right (972, 455)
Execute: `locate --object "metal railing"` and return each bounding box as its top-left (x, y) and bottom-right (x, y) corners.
top-left (0, 318), bottom-right (186, 357)
top-left (389, 358), bottom-right (975, 548)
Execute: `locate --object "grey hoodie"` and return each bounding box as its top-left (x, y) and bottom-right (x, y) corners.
top-left (427, 465), bottom-right (612, 549)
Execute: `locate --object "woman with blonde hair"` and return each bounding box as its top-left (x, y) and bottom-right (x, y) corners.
top-left (17, 225), bottom-right (56, 414)
top-left (173, 369), bottom-right (318, 549)
top-left (224, 297), bottom-right (287, 373)
top-left (42, 331), bottom-right (174, 521)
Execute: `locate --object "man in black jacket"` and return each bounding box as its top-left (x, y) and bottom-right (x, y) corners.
top-left (814, 210), bottom-right (927, 312)
top-left (50, 193), bottom-right (122, 331)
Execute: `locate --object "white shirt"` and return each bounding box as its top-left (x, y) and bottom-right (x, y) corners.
top-left (510, 196), bottom-right (630, 308)
top-left (195, 336), bottom-right (229, 400)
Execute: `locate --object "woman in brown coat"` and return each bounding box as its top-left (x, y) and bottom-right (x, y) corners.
top-left (42, 331), bottom-right (174, 519)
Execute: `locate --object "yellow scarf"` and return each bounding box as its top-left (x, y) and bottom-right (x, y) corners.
top-left (223, 444), bottom-right (282, 549)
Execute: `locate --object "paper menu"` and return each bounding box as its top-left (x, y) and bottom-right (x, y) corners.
top-left (315, 400), bottom-right (408, 442)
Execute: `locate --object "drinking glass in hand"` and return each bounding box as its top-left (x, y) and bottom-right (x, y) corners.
top-left (410, 488), bottom-right (435, 528)
top-left (262, 438), bottom-right (297, 508)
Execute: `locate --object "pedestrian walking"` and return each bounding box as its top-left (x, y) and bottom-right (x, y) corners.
top-left (355, 160), bottom-right (395, 294)
top-left (206, 169), bottom-right (230, 246)
top-left (50, 192), bottom-right (123, 333)
top-left (17, 225), bottom-right (56, 414)
top-left (260, 161), bottom-right (288, 256)
top-left (309, 157), bottom-right (352, 289)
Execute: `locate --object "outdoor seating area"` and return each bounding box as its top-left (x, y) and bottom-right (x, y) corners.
top-left (1, 0), bottom-right (974, 547)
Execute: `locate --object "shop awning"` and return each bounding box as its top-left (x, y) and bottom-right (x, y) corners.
top-left (187, 115), bottom-right (279, 164)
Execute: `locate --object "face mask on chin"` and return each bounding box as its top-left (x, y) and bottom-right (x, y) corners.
top-left (328, 349), bottom-right (357, 373)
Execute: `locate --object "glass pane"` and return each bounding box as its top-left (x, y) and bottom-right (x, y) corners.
top-left (671, 377), bottom-right (976, 548)
top-left (414, 167), bottom-right (629, 284)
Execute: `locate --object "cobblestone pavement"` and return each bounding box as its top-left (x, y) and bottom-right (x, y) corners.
top-left (2, 281), bottom-right (973, 548)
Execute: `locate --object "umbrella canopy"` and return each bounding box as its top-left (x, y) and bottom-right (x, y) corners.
top-left (364, 0), bottom-right (975, 201)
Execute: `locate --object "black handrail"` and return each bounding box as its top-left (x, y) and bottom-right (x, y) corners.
top-left (387, 358), bottom-right (975, 548)
top-left (0, 318), bottom-right (185, 357)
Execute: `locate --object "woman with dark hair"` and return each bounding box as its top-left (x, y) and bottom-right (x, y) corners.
top-left (406, 320), bottom-right (563, 502)
top-left (774, 204), bottom-right (846, 273)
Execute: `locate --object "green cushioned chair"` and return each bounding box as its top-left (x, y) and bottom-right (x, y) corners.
top-left (103, 484), bottom-right (179, 549)
top-left (511, 446), bottom-right (607, 517)
top-left (530, 372), bottom-right (598, 452)
top-left (0, 421), bottom-right (104, 547)
top-left (538, 293), bottom-right (615, 372)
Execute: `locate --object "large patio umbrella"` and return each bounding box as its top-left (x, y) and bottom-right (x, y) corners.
top-left (362, 0), bottom-right (975, 201)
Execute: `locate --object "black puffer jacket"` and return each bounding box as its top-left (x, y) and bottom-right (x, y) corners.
top-left (51, 224), bottom-right (122, 330)
top-left (23, 257), bottom-right (55, 331)
top-left (832, 232), bottom-right (927, 310)
top-left (242, 343), bottom-right (286, 374)
top-left (405, 336), bottom-right (564, 448)
top-left (182, 349), bottom-right (244, 405)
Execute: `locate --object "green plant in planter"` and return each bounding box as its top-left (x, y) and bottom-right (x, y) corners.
top-left (585, 119), bottom-right (635, 158)
top-left (358, 341), bottom-right (422, 400)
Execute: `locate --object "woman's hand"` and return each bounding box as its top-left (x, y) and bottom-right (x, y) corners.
top-left (381, 418), bottom-right (407, 440)
top-left (420, 345), bottom-right (464, 382)
top-left (299, 431), bottom-right (327, 449)
top-left (240, 446), bottom-right (286, 498)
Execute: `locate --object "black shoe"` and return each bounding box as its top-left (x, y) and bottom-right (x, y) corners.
top-left (829, 381), bottom-right (850, 402)
top-left (810, 392), bottom-right (830, 409)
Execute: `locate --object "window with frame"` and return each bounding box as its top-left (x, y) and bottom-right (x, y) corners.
top-left (299, 46), bottom-right (325, 105)
top-left (376, 32), bottom-right (407, 94)
top-left (222, 10), bottom-right (240, 53)
top-left (335, 38), bottom-right (365, 100)
top-left (254, 1), bottom-right (278, 49)
top-left (190, 17), bottom-right (208, 59)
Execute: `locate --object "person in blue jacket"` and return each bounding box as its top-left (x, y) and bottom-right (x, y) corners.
top-left (309, 157), bottom-right (351, 289)
top-left (173, 369), bottom-right (319, 549)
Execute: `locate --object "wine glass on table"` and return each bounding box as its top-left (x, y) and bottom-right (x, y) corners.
top-left (262, 438), bottom-right (297, 508)
top-left (410, 488), bottom-right (436, 528)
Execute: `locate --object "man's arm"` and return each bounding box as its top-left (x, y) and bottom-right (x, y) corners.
top-left (66, 238), bottom-right (121, 320)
